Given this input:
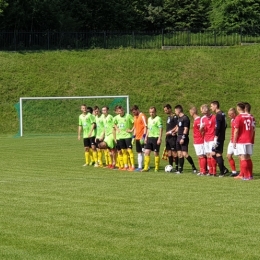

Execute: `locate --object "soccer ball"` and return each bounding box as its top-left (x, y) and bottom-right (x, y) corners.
top-left (165, 165), bottom-right (173, 173)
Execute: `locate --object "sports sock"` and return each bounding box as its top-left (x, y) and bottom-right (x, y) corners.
top-left (211, 158), bottom-right (217, 175)
top-left (216, 156), bottom-right (224, 174)
top-left (118, 153), bottom-right (124, 168)
top-left (168, 155), bottom-right (173, 166)
top-left (85, 151), bottom-right (90, 165)
top-left (240, 160), bottom-right (248, 178)
top-left (122, 149), bottom-right (128, 168)
top-left (92, 151), bottom-right (98, 164)
top-left (144, 155), bottom-right (150, 170)
top-left (155, 156), bottom-right (160, 170)
top-left (179, 157), bottom-right (184, 172)
top-left (201, 156), bottom-right (207, 174)
top-left (228, 158), bottom-right (236, 172)
top-left (138, 153), bottom-right (143, 169)
top-left (248, 159), bottom-right (253, 178)
top-left (186, 155), bottom-right (195, 168)
top-left (104, 150), bottom-right (109, 165)
top-left (89, 148), bottom-right (93, 164)
top-left (128, 149), bottom-right (135, 167)
top-left (98, 150), bottom-right (103, 166)
top-left (174, 156), bottom-right (178, 171)
top-left (207, 157), bottom-right (212, 173)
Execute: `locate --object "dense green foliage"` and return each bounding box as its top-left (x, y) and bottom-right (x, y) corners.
top-left (0, 46), bottom-right (260, 135)
top-left (0, 0), bottom-right (260, 31)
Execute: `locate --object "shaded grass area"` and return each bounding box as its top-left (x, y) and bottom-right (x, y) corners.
top-left (0, 46), bottom-right (260, 134)
top-left (1, 133), bottom-right (260, 259)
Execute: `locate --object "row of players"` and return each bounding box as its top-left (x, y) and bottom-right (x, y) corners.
top-left (78, 101), bottom-right (255, 180)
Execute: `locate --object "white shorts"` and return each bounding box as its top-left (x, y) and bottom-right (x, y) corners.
top-left (234, 144), bottom-right (253, 156)
top-left (204, 141), bottom-right (214, 154)
top-left (227, 141), bottom-right (236, 155)
top-left (193, 144), bottom-right (205, 156)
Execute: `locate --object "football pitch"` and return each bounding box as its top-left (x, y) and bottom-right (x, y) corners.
top-left (1, 133), bottom-right (260, 259)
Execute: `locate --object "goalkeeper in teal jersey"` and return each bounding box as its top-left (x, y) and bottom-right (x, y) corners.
top-left (78, 104), bottom-right (98, 166)
top-left (142, 106), bottom-right (163, 172)
top-left (113, 106), bottom-right (135, 171)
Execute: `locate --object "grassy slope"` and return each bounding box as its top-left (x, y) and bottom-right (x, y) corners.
top-left (0, 46), bottom-right (260, 134)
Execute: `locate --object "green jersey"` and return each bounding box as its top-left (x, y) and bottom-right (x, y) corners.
top-left (113, 113), bottom-right (134, 139)
top-left (79, 112), bottom-right (96, 138)
top-left (103, 114), bottom-right (114, 136)
top-left (95, 114), bottom-right (105, 139)
top-left (147, 116), bottom-right (163, 137)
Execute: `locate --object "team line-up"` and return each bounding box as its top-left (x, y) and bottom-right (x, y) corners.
top-left (78, 101), bottom-right (255, 180)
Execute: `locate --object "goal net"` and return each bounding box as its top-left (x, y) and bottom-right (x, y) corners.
top-left (16, 95), bottom-right (129, 137)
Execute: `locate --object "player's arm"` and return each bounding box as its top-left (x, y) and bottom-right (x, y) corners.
top-left (78, 125), bottom-right (82, 140)
top-left (214, 113), bottom-right (222, 141)
top-left (112, 127), bottom-right (117, 143)
top-left (157, 126), bottom-right (163, 145)
top-left (233, 127), bottom-right (239, 148)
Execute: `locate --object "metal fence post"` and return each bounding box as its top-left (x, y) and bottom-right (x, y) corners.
top-left (103, 31), bottom-right (106, 49)
top-left (162, 29), bottom-right (164, 47)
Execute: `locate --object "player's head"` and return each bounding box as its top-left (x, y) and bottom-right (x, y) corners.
top-left (163, 104), bottom-right (172, 115)
top-left (244, 102), bottom-right (251, 113)
top-left (236, 102), bottom-right (245, 113)
top-left (114, 105), bottom-right (120, 115)
top-left (210, 101), bottom-right (220, 112)
top-left (102, 106), bottom-right (109, 115)
top-left (189, 106), bottom-right (197, 117)
top-left (117, 106), bottom-right (124, 116)
top-left (174, 105), bottom-right (183, 116)
top-left (200, 104), bottom-right (210, 115)
top-left (87, 106), bottom-right (93, 114)
top-left (131, 105), bottom-right (140, 116)
top-left (149, 106), bottom-right (156, 118)
top-left (93, 106), bottom-right (99, 116)
top-left (228, 108), bottom-right (236, 119)
top-left (81, 104), bottom-right (87, 113)
top-left (98, 141), bottom-right (108, 149)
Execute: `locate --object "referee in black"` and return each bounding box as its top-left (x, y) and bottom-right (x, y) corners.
top-left (210, 101), bottom-right (229, 177)
top-left (174, 105), bottom-right (197, 174)
top-left (164, 104), bottom-right (178, 171)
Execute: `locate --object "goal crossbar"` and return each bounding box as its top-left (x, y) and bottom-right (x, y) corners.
top-left (19, 95), bottom-right (129, 137)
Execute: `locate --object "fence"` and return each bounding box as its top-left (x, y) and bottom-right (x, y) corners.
top-left (0, 29), bottom-right (260, 51)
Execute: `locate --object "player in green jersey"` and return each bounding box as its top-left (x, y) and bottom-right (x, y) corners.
top-left (100, 106), bottom-right (117, 169)
top-left (78, 104), bottom-right (98, 166)
top-left (93, 106), bottom-right (105, 167)
top-left (142, 106), bottom-right (163, 172)
top-left (113, 106), bottom-right (135, 171)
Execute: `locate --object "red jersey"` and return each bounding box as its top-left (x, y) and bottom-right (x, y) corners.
top-left (230, 117), bottom-right (236, 142)
top-left (234, 113), bottom-right (253, 144)
top-left (200, 114), bottom-right (216, 142)
top-left (134, 112), bottom-right (147, 140)
top-left (193, 116), bottom-right (204, 144)
top-left (250, 114), bottom-right (256, 144)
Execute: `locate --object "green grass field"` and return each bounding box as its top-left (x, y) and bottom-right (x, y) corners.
top-left (1, 130), bottom-right (260, 259)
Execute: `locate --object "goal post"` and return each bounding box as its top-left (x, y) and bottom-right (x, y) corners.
top-left (18, 95), bottom-right (130, 137)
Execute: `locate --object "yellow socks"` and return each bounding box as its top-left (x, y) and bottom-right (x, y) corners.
top-left (155, 156), bottom-right (160, 171)
top-left (143, 155), bottom-right (150, 170)
top-left (128, 149), bottom-right (135, 167)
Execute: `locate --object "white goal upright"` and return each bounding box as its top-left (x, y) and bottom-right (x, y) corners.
top-left (18, 95), bottom-right (129, 137)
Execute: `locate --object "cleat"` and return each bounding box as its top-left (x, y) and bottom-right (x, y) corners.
top-left (176, 171), bottom-right (182, 174)
top-left (223, 168), bottom-right (229, 175)
top-left (94, 164), bottom-right (99, 167)
top-left (104, 165), bottom-right (112, 168)
top-left (127, 167), bottom-right (135, 172)
top-left (83, 164), bottom-right (88, 166)
top-left (121, 167), bottom-right (128, 171)
top-left (229, 172), bottom-right (238, 177)
top-left (197, 172), bottom-right (204, 176)
top-left (109, 165), bottom-right (116, 169)
top-left (219, 174), bottom-right (225, 178)
top-left (243, 177), bottom-right (253, 181)
top-left (135, 168), bottom-right (142, 172)
top-left (154, 169), bottom-right (159, 172)
top-left (141, 168), bottom-right (149, 172)
top-left (192, 168), bottom-right (198, 174)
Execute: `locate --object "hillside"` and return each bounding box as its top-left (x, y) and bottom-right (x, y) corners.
top-left (1, 46), bottom-right (260, 134)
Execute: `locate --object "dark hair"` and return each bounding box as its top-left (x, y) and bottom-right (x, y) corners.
top-left (244, 102), bottom-right (251, 112)
top-left (174, 105), bottom-right (183, 112)
top-left (87, 106), bottom-right (93, 113)
top-left (149, 106), bottom-right (156, 112)
top-left (211, 101), bottom-right (220, 109)
top-left (93, 105), bottom-right (99, 110)
top-left (164, 104), bottom-right (172, 109)
top-left (131, 105), bottom-right (139, 111)
top-left (236, 102), bottom-right (245, 110)
top-left (102, 106), bottom-right (109, 110)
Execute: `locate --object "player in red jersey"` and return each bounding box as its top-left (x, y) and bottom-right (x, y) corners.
top-left (131, 105), bottom-right (147, 171)
top-left (233, 102), bottom-right (254, 180)
top-left (200, 104), bottom-right (217, 176)
top-left (189, 107), bottom-right (207, 175)
top-left (226, 108), bottom-right (238, 177)
top-left (210, 101), bottom-right (229, 177)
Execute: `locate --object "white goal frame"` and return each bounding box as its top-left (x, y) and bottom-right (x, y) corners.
top-left (19, 95), bottom-right (130, 137)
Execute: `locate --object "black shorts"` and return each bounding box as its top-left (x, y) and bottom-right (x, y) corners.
top-left (145, 137), bottom-right (161, 152)
top-left (212, 140), bottom-right (224, 154)
top-left (117, 138), bottom-right (132, 150)
top-left (165, 135), bottom-right (177, 151)
top-left (83, 137), bottom-right (96, 147)
top-left (95, 138), bottom-right (102, 146)
top-left (136, 139), bottom-right (144, 153)
top-left (176, 135), bottom-right (189, 152)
